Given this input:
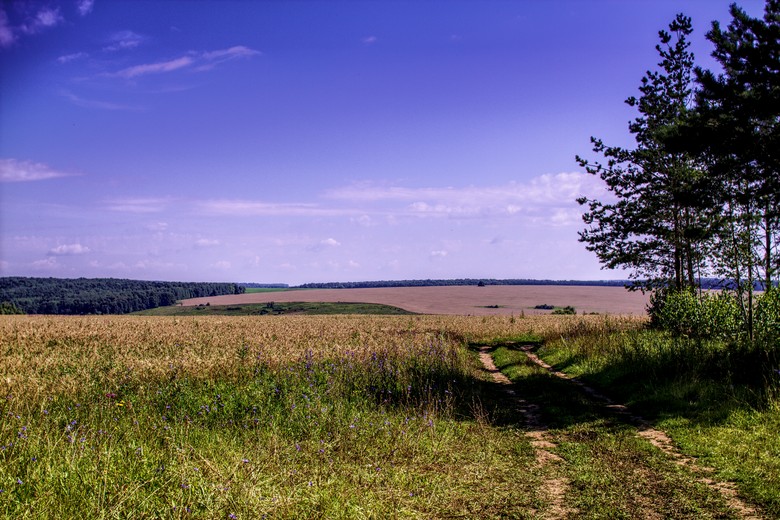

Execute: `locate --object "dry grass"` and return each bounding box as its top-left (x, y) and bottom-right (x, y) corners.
top-left (0, 314), bottom-right (646, 401)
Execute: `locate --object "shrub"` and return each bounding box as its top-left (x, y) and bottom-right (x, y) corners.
top-left (756, 288), bottom-right (780, 352)
top-left (649, 289), bottom-right (740, 339)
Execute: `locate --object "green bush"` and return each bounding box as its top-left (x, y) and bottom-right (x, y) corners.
top-left (756, 288), bottom-right (780, 351)
top-left (649, 289), bottom-right (740, 339)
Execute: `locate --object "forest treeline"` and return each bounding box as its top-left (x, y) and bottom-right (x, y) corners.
top-left (297, 278), bottom-right (741, 290)
top-left (300, 278), bottom-right (630, 289)
top-left (577, 3), bottom-right (779, 345)
top-left (0, 277), bottom-right (244, 315)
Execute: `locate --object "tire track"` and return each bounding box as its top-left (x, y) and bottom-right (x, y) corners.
top-left (518, 344), bottom-right (764, 520)
top-left (477, 346), bottom-right (573, 519)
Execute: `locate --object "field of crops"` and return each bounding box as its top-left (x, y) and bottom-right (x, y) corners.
top-left (4, 313), bottom-right (774, 518)
top-left (0, 314), bottom-right (631, 518)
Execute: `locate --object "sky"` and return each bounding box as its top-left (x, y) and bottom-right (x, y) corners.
top-left (0, 0), bottom-right (768, 285)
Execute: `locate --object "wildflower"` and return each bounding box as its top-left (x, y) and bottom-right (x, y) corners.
top-left (105, 392), bottom-right (117, 399)
top-left (242, 458), bottom-right (250, 464)
top-left (16, 479), bottom-right (23, 485)
top-left (228, 514), bottom-right (237, 519)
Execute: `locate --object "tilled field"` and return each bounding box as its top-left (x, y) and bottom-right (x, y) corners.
top-left (181, 285), bottom-right (651, 315)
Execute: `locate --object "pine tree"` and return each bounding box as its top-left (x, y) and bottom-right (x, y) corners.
top-left (695, 0), bottom-right (780, 295)
top-left (576, 14), bottom-right (710, 291)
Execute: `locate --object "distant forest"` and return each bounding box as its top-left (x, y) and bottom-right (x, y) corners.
top-left (0, 277), bottom-right (244, 315)
top-left (295, 278), bottom-right (733, 290)
top-left (297, 278), bottom-right (632, 289)
top-left (1, 276), bottom-right (744, 316)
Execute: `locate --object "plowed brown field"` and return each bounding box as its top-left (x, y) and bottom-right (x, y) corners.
top-left (181, 285), bottom-right (651, 315)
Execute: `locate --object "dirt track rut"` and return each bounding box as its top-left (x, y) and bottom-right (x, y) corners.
top-left (477, 344), bottom-right (764, 519)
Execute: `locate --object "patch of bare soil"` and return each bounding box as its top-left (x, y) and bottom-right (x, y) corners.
top-left (478, 346), bottom-right (574, 519)
top-left (518, 345), bottom-right (764, 520)
top-left (182, 285), bottom-right (651, 315)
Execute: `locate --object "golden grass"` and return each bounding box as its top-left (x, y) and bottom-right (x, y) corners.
top-left (0, 314), bottom-right (647, 401)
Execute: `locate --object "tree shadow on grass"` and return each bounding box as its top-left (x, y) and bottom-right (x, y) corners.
top-left (463, 342), bottom-right (634, 435)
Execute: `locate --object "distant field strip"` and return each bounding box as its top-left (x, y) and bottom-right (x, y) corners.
top-left (181, 285), bottom-right (651, 315)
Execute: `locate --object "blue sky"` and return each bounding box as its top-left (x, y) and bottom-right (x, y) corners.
top-left (0, 0), bottom-right (766, 284)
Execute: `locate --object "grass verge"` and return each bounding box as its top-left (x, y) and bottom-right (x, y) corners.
top-left (133, 302), bottom-right (415, 316)
top-left (530, 324), bottom-right (780, 517)
top-left (490, 344), bottom-right (746, 518)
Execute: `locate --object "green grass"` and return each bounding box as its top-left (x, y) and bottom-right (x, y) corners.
top-left (134, 302), bottom-right (415, 316)
top-left (0, 331), bottom-right (542, 518)
top-left (5, 312), bottom-right (777, 517)
top-left (489, 344), bottom-right (743, 518)
top-left (528, 328), bottom-right (780, 516)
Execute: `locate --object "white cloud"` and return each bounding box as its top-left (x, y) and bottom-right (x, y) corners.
top-left (57, 52), bottom-right (87, 63)
top-left (145, 222), bottom-right (169, 231)
top-left (110, 45), bottom-right (259, 78)
top-left (0, 9), bottom-right (14, 47)
top-left (321, 238), bottom-right (341, 247)
top-left (77, 0), bottom-right (95, 17)
top-left (134, 259), bottom-right (185, 271)
top-left (430, 250), bottom-right (448, 258)
top-left (352, 214), bottom-right (373, 227)
top-left (199, 199), bottom-right (357, 217)
top-left (212, 260), bottom-right (231, 270)
top-left (32, 257), bottom-right (59, 271)
top-left (20, 7), bottom-right (63, 34)
top-left (325, 172), bottom-right (608, 222)
top-left (197, 45), bottom-right (260, 70)
top-left (0, 159), bottom-right (76, 182)
top-left (1, 5), bottom-right (64, 48)
top-left (195, 238), bottom-right (220, 248)
top-left (114, 56), bottom-right (194, 78)
top-left (105, 197), bottom-right (170, 213)
top-left (103, 30), bottom-right (146, 51)
top-left (49, 243), bottom-right (90, 256)
top-left (362, 36), bottom-right (377, 45)
top-left (61, 90), bottom-right (141, 111)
